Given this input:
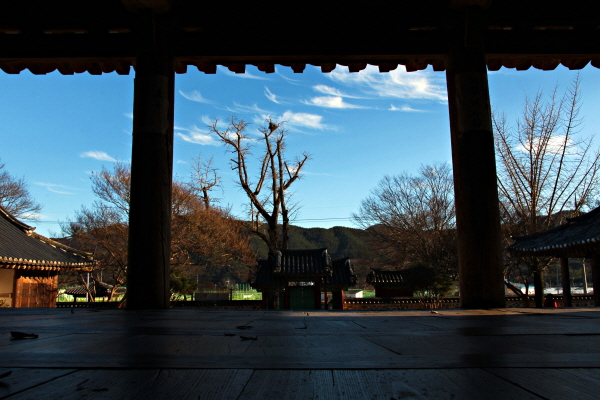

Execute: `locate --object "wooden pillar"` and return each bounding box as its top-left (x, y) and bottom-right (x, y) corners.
top-left (591, 254), bottom-right (600, 307)
top-left (332, 290), bottom-right (344, 310)
top-left (560, 257), bottom-right (572, 307)
top-left (446, 6), bottom-right (505, 308)
top-left (314, 281), bottom-right (321, 310)
top-left (284, 284), bottom-right (291, 310)
top-left (127, 11), bottom-right (174, 309)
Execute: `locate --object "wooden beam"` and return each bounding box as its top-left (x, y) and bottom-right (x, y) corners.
top-left (127, 11), bottom-right (174, 309)
top-left (446, 6), bottom-right (505, 308)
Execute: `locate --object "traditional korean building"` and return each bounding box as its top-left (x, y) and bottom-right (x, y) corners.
top-left (366, 269), bottom-right (414, 298)
top-left (250, 248), bottom-right (357, 310)
top-left (0, 206), bottom-right (95, 307)
top-left (510, 206), bottom-right (600, 307)
top-left (3, 1), bottom-right (599, 309)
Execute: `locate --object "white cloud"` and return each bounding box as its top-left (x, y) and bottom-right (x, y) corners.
top-left (280, 111), bottom-right (328, 130)
top-left (516, 135), bottom-right (572, 154)
top-left (329, 65), bottom-right (447, 102)
top-left (389, 104), bottom-right (426, 112)
top-left (34, 182), bottom-right (77, 195)
top-left (264, 87), bottom-right (283, 104)
top-left (313, 84), bottom-right (362, 98)
top-left (179, 90), bottom-right (212, 103)
top-left (305, 96), bottom-right (366, 109)
top-left (176, 126), bottom-right (220, 146)
top-left (123, 112), bottom-right (133, 119)
top-left (80, 151), bottom-right (117, 162)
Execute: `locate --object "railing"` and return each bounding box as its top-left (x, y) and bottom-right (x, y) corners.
top-left (55, 300), bottom-right (262, 309)
top-left (344, 295), bottom-right (596, 310)
top-left (55, 295), bottom-right (596, 310)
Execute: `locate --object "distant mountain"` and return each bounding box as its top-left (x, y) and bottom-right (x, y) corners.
top-left (250, 225), bottom-right (373, 260)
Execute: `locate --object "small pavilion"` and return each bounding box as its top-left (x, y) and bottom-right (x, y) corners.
top-left (510, 206), bottom-right (600, 307)
top-left (250, 248), bottom-right (357, 310)
top-left (0, 206), bottom-right (95, 307)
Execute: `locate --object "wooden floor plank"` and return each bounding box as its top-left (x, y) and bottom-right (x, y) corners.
top-left (486, 368), bottom-right (600, 400)
top-left (8, 369), bottom-right (159, 400)
top-left (0, 368), bottom-right (76, 398)
top-left (239, 370), bottom-right (335, 400)
top-left (132, 369), bottom-right (253, 400)
top-left (332, 369), bottom-right (540, 400)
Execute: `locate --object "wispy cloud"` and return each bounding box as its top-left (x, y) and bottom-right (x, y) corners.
top-left (304, 96), bottom-right (367, 109)
top-left (265, 87), bottom-right (284, 104)
top-left (222, 69), bottom-right (269, 80)
top-left (176, 126), bottom-right (220, 146)
top-left (277, 72), bottom-right (303, 85)
top-left (226, 102), bottom-right (272, 114)
top-left (123, 112), bottom-right (133, 119)
top-left (313, 85), bottom-right (362, 99)
top-left (329, 65), bottom-right (447, 102)
top-left (279, 111), bottom-right (329, 130)
top-left (34, 182), bottom-right (78, 195)
top-left (179, 90), bottom-right (213, 103)
top-left (198, 116), bottom-right (231, 131)
top-left (80, 151), bottom-right (117, 162)
top-left (389, 104), bottom-right (427, 112)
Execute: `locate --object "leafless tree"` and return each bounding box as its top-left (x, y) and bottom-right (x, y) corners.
top-left (353, 163), bottom-right (457, 278)
top-left (187, 154), bottom-right (220, 209)
top-left (0, 159), bottom-right (41, 220)
top-left (61, 161), bottom-right (256, 300)
top-left (210, 116), bottom-right (309, 256)
top-left (494, 75), bottom-right (600, 307)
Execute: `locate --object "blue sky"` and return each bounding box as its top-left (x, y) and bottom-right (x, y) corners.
top-left (1, 64), bottom-right (599, 237)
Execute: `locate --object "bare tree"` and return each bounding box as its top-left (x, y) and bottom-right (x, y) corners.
top-left (0, 159), bottom-right (41, 220)
top-left (61, 161), bottom-right (256, 300)
top-left (187, 154), bottom-right (220, 209)
top-left (353, 163), bottom-right (457, 278)
top-left (494, 75), bottom-right (600, 307)
top-left (210, 117), bottom-right (309, 256)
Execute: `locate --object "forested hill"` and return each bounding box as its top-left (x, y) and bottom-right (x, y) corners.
top-left (251, 225), bottom-right (373, 260)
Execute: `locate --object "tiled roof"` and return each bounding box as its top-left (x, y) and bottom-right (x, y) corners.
top-left (249, 259), bottom-right (287, 290)
top-left (322, 258), bottom-right (357, 290)
top-left (250, 249), bottom-right (356, 290)
top-left (64, 282), bottom-right (122, 297)
top-left (0, 206), bottom-right (95, 271)
top-left (274, 248), bottom-right (332, 278)
top-left (366, 269), bottom-right (405, 287)
top-left (509, 206), bottom-right (600, 258)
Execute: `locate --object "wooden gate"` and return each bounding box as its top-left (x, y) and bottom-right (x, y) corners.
top-left (289, 286), bottom-right (315, 310)
top-left (14, 275), bottom-right (57, 308)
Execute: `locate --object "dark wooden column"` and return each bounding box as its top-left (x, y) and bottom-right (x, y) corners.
top-left (560, 257), bottom-right (572, 307)
top-left (314, 281), bottom-right (321, 310)
top-left (446, 6), bottom-right (505, 308)
top-left (284, 284), bottom-right (291, 310)
top-left (591, 254), bottom-right (600, 307)
top-left (126, 10), bottom-right (174, 309)
top-left (332, 290), bottom-right (344, 310)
